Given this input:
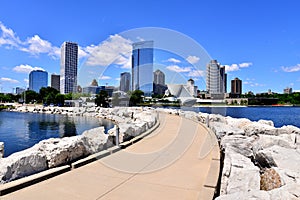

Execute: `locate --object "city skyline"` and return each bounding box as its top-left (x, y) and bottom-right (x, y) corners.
top-left (0, 1), bottom-right (300, 94)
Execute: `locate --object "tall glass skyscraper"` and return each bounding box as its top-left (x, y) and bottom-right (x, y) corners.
top-left (132, 41), bottom-right (154, 96)
top-left (60, 42), bottom-right (78, 94)
top-left (29, 70), bottom-right (48, 93)
top-left (120, 72), bottom-right (131, 92)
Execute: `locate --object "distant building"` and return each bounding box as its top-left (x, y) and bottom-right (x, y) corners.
top-left (153, 69), bottom-right (167, 95)
top-left (120, 72), bottom-right (131, 92)
top-left (283, 87), bottom-right (292, 94)
top-left (231, 77), bottom-right (242, 98)
top-left (16, 87), bottom-right (25, 94)
top-left (60, 41), bottom-right (78, 94)
top-left (51, 74), bottom-right (60, 91)
top-left (206, 60), bottom-right (227, 98)
top-left (132, 41), bottom-right (153, 96)
top-left (186, 78), bottom-right (197, 97)
top-left (90, 79), bottom-right (98, 86)
top-left (29, 70), bottom-right (48, 93)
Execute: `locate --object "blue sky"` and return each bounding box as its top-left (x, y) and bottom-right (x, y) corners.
top-left (0, 0), bottom-right (300, 94)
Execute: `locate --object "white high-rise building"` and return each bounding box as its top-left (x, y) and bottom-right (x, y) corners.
top-left (206, 60), bottom-right (226, 95)
top-left (60, 42), bottom-right (78, 94)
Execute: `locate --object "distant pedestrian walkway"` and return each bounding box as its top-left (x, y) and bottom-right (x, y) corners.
top-left (1, 112), bottom-right (220, 200)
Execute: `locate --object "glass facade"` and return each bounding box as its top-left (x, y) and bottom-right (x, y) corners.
top-left (132, 41), bottom-right (153, 97)
top-left (60, 42), bottom-right (78, 94)
top-left (29, 70), bottom-right (48, 93)
top-left (120, 72), bottom-right (131, 92)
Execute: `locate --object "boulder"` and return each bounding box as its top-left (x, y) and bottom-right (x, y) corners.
top-left (37, 137), bottom-right (86, 168)
top-left (80, 127), bottom-right (112, 154)
top-left (258, 119), bottom-right (274, 127)
top-left (220, 135), bottom-right (256, 158)
top-left (211, 122), bottom-right (245, 140)
top-left (220, 149), bottom-right (260, 195)
top-left (0, 146), bottom-right (47, 183)
top-left (243, 122), bottom-right (278, 136)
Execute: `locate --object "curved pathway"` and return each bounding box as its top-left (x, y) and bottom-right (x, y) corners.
top-left (1, 112), bottom-right (220, 200)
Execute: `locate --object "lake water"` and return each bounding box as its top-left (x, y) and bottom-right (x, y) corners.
top-left (0, 111), bottom-right (114, 157)
top-left (183, 106), bottom-right (300, 128)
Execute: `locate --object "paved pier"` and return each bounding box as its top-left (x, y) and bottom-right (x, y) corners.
top-left (1, 113), bottom-right (220, 200)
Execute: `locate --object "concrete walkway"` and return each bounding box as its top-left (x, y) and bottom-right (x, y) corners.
top-left (1, 113), bottom-right (220, 200)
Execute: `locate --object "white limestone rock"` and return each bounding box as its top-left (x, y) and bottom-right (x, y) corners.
top-left (225, 116), bottom-right (252, 129)
top-left (252, 134), bottom-right (296, 154)
top-left (211, 122), bottom-right (245, 140)
top-left (258, 119), bottom-right (274, 127)
top-left (220, 135), bottom-right (256, 158)
top-left (220, 148), bottom-right (260, 195)
top-left (37, 137), bottom-right (86, 168)
top-left (0, 146), bottom-right (47, 183)
top-left (258, 145), bottom-right (300, 172)
top-left (243, 122), bottom-right (278, 136)
top-left (80, 127), bottom-right (112, 154)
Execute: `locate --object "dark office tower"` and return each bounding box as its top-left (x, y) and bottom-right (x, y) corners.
top-left (153, 69), bottom-right (165, 85)
top-left (132, 41), bottom-right (154, 97)
top-left (60, 42), bottom-right (78, 94)
top-left (29, 70), bottom-right (48, 93)
top-left (120, 72), bottom-right (131, 92)
top-left (220, 66), bottom-right (227, 93)
top-left (153, 69), bottom-right (167, 95)
top-left (231, 77), bottom-right (242, 98)
top-left (51, 74), bottom-right (60, 91)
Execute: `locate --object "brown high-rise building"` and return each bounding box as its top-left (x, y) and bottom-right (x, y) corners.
top-left (51, 74), bottom-right (60, 91)
top-left (231, 77), bottom-right (242, 98)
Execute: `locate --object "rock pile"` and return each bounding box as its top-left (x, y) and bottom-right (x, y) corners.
top-left (0, 107), bottom-right (157, 184)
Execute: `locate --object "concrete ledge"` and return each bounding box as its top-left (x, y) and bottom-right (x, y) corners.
top-left (108, 146), bottom-right (121, 154)
top-left (0, 165), bottom-right (70, 196)
top-left (71, 150), bottom-right (110, 169)
top-left (204, 159), bottom-right (220, 189)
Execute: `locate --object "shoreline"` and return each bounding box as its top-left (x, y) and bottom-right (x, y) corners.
top-left (0, 106), bottom-right (158, 184)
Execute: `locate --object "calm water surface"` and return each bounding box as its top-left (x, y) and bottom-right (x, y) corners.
top-left (183, 106), bottom-right (300, 128)
top-left (0, 111), bottom-right (114, 157)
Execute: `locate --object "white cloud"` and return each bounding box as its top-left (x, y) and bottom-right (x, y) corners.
top-left (85, 34), bottom-right (132, 67)
top-left (99, 75), bottom-right (111, 80)
top-left (186, 55), bottom-right (200, 64)
top-left (13, 64), bottom-right (45, 73)
top-left (166, 65), bottom-right (191, 73)
top-left (225, 62), bottom-right (252, 72)
top-left (239, 62), bottom-right (252, 68)
top-left (20, 35), bottom-right (60, 59)
top-left (0, 77), bottom-right (20, 84)
top-left (24, 78), bottom-right (29, 84)
top-left (0, 21), bottom-right (22, 48)
top-left (167, 58), bottom-right (181, 63)
top-left (282, 64), bottom-right (300, 72)
top-left (188, 70), bottom-right (205, 77)
top-left (115, 78), bottom-right (121, 81)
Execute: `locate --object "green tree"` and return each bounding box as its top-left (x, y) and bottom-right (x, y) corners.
top-left (55, 94), bottom-right (65, 106)
top-left (129, 90), bottom-right (144, 106)
top-left (95, 90), bottom-right (109, 107)
top-left (24, 90), bottom-right (39, 104)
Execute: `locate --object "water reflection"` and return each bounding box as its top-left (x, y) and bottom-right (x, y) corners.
top-left (0, 111), bottom-right (114, 157)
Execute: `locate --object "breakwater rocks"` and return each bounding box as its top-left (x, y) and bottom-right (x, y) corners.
top-left (158, 108), bottom-right (300, 199)
top-left (0, 107), bottom-right (157, 184)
